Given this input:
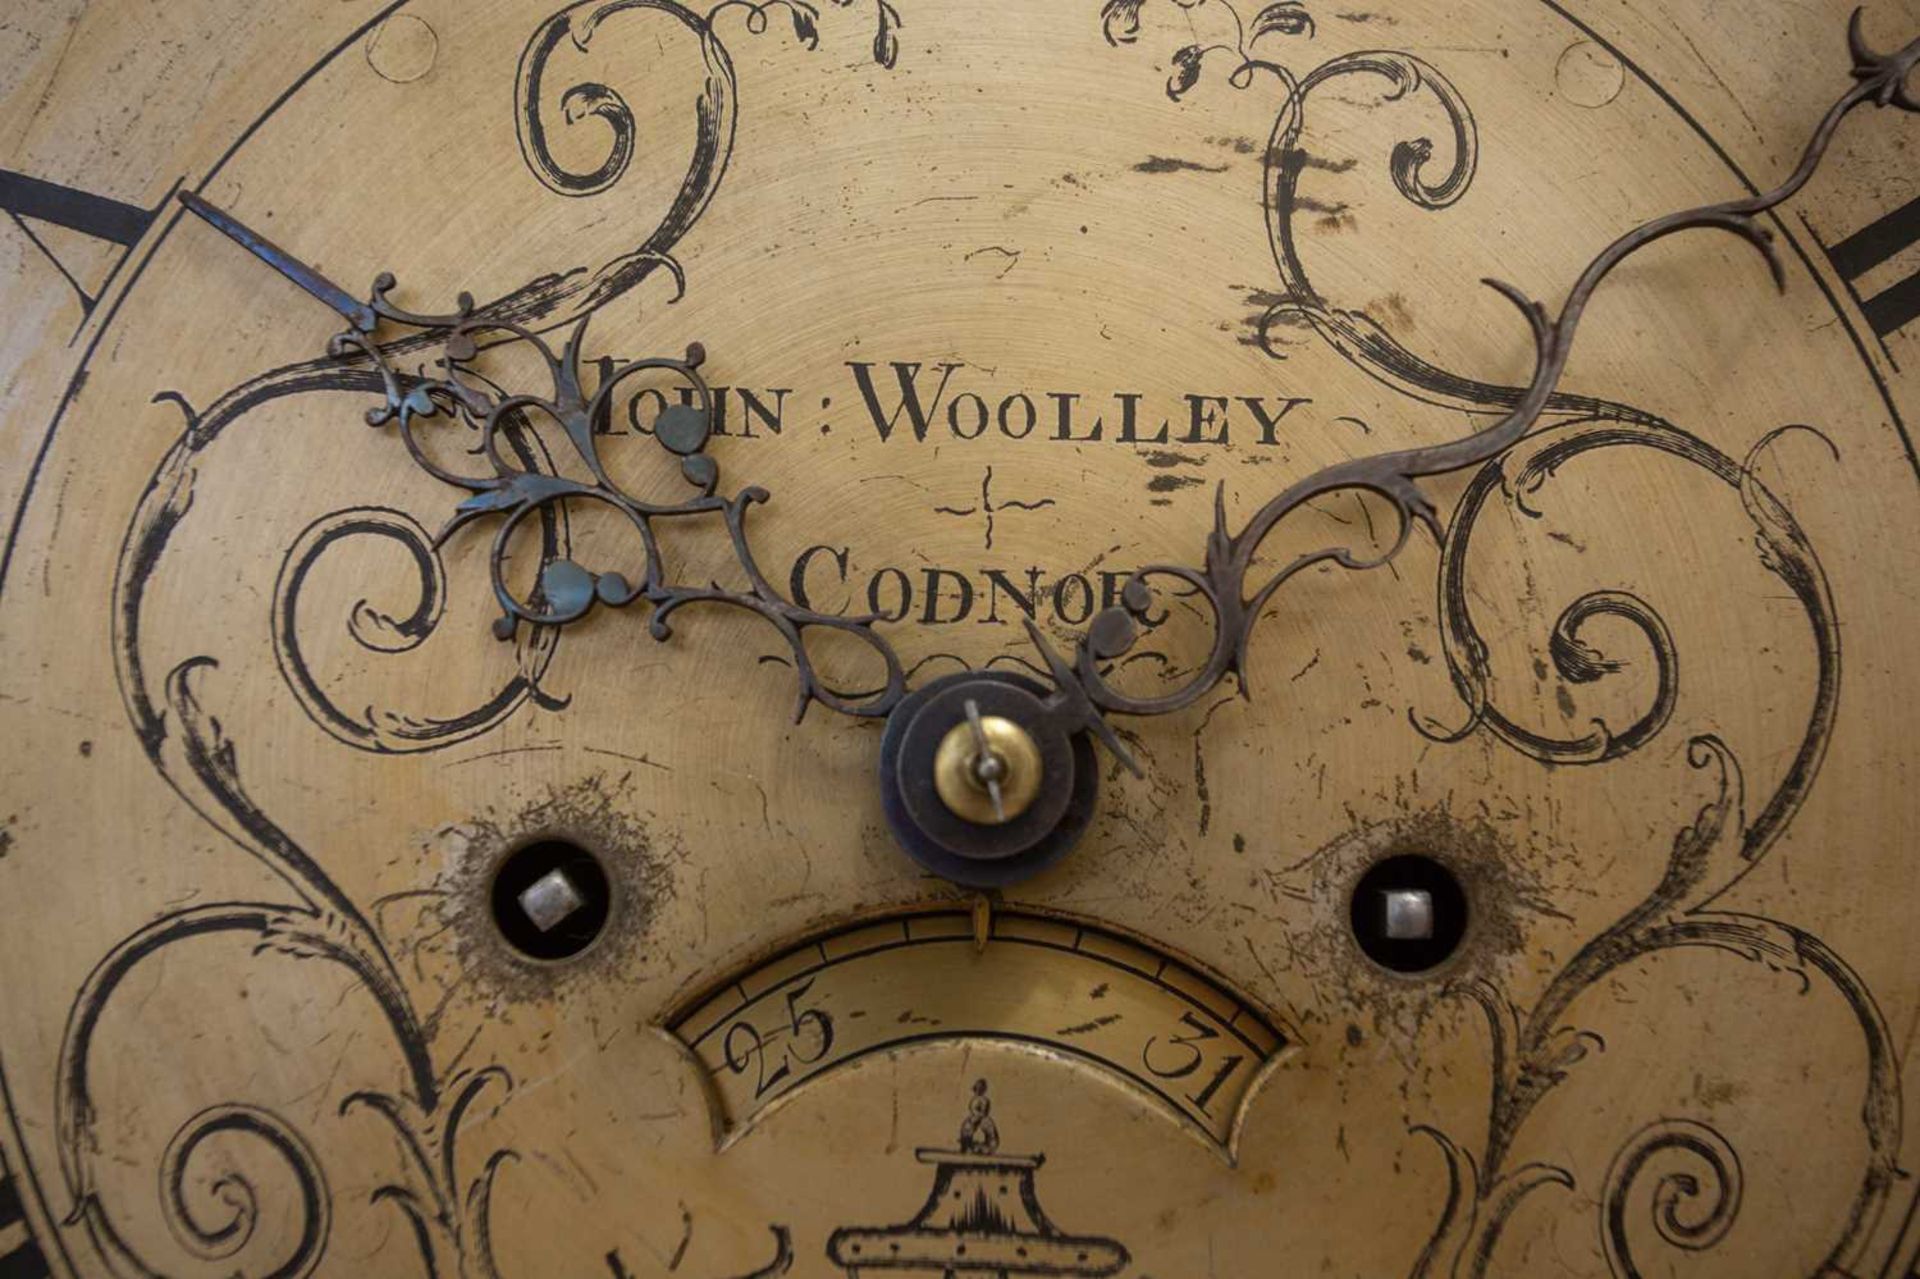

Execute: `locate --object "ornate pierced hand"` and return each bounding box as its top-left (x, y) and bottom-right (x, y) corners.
top-left (179, 12), bottom-right (1918, 886)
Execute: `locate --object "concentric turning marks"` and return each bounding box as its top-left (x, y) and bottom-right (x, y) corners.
top-left (1349, 853), bottom-right (1470, 974)
top-left (489, 837), bottom-right (613, 961)
top-left (878, 672), bottom-right (1099, 887)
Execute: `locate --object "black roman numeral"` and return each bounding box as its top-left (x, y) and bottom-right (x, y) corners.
top-left (0, 1151), bottom-right (51, 1279)
top-left (1821, 192), bottom-right (1920, 342)
top-left (0, 167), bottom-right (166, 321)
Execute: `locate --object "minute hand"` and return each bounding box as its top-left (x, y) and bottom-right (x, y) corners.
top-left (178, 190), bottom-right (378, 334)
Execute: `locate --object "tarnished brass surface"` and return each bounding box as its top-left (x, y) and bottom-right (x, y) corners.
top-left (1, 2), bottom-right (1918, 1275)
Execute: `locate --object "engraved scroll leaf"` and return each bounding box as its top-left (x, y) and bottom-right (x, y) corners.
top-left (271, 503), bottom-right (565, 754)
top-left (126, 0), bottom-right (776, 766)
top-left (1601, 1120), bottom-right (1742, 1279)
top-left (154, 1105), bottom-right (331, 1277)
top-left (513, 0), bottom-right (887, 198)
top-left (120, 381), bottom-right (566, 774)
top-left (1418, 421), bottom-right (1838, 782)
top-left (55, 904), bottom-right (423, 1279)
top-left (1253, 44), bottom-right (1659, 425)
top-left (1409, 733), bottom-right (1898, 1278)
top-left (509, 0), bottom-right (905, 335)
top-left (77, 2), bottom-right (936, 1271)
top-left (53, 871), bottom-right (523, 1277)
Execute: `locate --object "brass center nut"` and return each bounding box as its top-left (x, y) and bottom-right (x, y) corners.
top-left (933, 713), bottom-right (1044, 825)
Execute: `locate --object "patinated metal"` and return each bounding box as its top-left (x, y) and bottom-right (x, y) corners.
top-left (177, 13), bottom-right (1919, 866)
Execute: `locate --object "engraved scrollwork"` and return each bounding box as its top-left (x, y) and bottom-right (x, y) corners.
top-left (57, 897), bottom-right (432, 1278)
top-left (125, 381), bottom-right (567, 766)
top-left (1054, 3), bottom-right (1915, 752)
top-left (156, 1105), bottom-right (331, 1277)
top-left (70, 3), bottom-right (923, 1273)
top-left (209, 3), bottom-right (1914, 771)
top-left (1257, 49), bottom-right (1502, 399)
top-left (1084, 8), bottom-right (1911, 1278)
top-left (270, 504), bottom-right (567, 753)
top-left (1417, 418), bottom-right (1838, 775)
top-left (340, 1067), bottom-right (519, 1271)
top-left (56, 2), bottom-right (1920, 1273)
top-left (1601, 1120), bottom-right (1744, 1279)
top-left (516, 0), bottom-right (905, 199)
top-left (516, 0), bottom-right (716, 199)
top-left (1411, 732), bottom-right (1902, 1277)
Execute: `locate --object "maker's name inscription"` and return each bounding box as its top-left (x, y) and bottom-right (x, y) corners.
top-left (588, 357), bottom-right (1355, 631)
top-left (594, 358), bottom-right (1319, 449)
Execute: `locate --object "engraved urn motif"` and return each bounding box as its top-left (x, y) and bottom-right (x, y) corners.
top-left (826, 1081), bottom-right (1130, 1276)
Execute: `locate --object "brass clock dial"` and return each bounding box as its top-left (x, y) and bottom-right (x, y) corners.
top-left (1, 1), bottom-right (1918, 1276)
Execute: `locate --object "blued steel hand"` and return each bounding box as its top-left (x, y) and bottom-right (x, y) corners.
top-left (169, 11), bottom-right (1917, 749)
top-left (963, 698), bottom-right (1008, 822)
top-left (178, 190), bottom-right (377, 333)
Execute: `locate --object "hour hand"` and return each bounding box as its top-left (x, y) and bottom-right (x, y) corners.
top-left (177, 190), bottom-right (377, 333)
